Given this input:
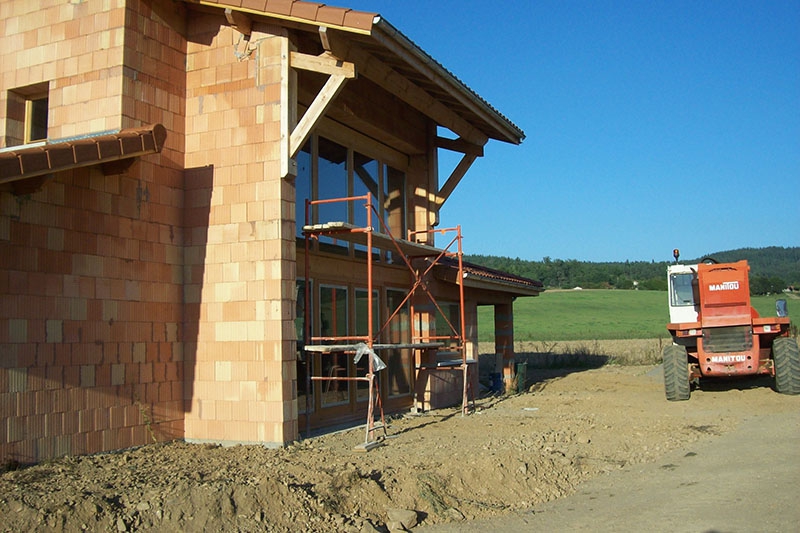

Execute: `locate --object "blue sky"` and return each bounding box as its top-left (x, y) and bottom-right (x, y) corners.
top-left (341, 1), bottom-right (800, 262)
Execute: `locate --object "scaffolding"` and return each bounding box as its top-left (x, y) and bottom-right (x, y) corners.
top-left (302, 192), bottom-right (473, 449)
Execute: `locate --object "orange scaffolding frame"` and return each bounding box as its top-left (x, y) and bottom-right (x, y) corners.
top-left (302, 192), bottom-right (473, 448)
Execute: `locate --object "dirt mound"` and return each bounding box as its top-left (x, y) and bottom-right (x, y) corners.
top-left (2, 364), bottom-right (794, 532)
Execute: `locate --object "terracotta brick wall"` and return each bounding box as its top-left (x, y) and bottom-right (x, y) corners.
top-left (1, 0), bottom-right (186, 463)
top-left (182, 13), bottom-right (297, 446)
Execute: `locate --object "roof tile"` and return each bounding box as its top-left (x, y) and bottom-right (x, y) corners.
top-left (240, 0), bottom-right (268, 11)
top-left (73, 143), bottom-right (100, 164)
top-left (265, 0), bottom-right (293, 16)
top-left (316, 6), bottom-right (348, 26)
top-left (290, 1), bottom-right (322, 20)
top-left (19, 149), bottom-right (49, 174)
top-left (46, 145), bottom-right (76, 168)
top-left (342, 10), bottom-right (375, 31)
top-left (97, 137), bottom-right (123, 159)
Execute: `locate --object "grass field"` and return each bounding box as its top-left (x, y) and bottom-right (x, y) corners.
top-left (477, 289), bottom-right (796, 342)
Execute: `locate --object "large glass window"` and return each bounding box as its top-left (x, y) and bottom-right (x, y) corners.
top-left (297, 134), bottom-right (407, 253)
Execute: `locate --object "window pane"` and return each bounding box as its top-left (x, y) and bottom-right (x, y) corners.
top-left (317, 137), bottom-right (347, 216)
top-left (296, 280), bottom-right (311, 413)
top-left (296, 142), bottom-right (312, 237)
top-left (435, 302), bottom-right (461, 342)
top-left (384, 165), bottom-right (406, 238)
top-left (385, 289), bottom-right (412, 397)
top-left (355, 289), bottom-right (379, 401)
top-left (320, 285), bottom-right (348, 406)
top-left (353, 152), bottom-right (379, 229)
top-left (317, 137), bottom-right (348, 249)
top-left (27, 97), bottom-right (48, 142)
top-left (670, 273), bottom-right (697, 307)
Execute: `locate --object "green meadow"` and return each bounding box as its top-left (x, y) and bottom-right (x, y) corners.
top-left (478, 289), bottom-right (794, 342)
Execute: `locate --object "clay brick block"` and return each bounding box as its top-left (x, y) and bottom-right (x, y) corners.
top-left (140, 363), bottom-right (153, 384)
top-left (111, 363), bottom-right (125, 386)
top-left (8, 319), bottom-right (27, 343)
top-left (9, 368), bottom-right (27, 393)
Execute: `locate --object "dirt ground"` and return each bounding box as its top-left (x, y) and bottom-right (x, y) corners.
top-left (1, 341), bottom-right (797, 532)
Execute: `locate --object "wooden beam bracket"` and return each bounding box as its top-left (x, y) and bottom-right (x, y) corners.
top-left (287, 49), bottom-right (356, 159)
top-left (435, 136), bottom-right (484, 157)
top-left (437, 152), bottom-right (479, 208)
top-left (225, 8), bottom-right (252, 37)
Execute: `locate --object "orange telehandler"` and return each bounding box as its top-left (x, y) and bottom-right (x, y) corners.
top-left (663, 250), bottom-right (800, 400)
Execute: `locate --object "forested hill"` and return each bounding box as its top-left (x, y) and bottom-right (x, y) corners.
top-left (464, 246), bottom-right (800, 292)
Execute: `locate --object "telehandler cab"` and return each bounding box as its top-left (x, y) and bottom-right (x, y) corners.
top-left (663, 249), bottom-right (800, 400)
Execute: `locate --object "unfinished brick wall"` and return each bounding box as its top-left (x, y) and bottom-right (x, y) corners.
top-left (182, 13), bottom-right (298, 446)
top-left (0, 0), bottom-right (186, 463)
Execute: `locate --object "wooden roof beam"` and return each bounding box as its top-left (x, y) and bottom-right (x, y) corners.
top-left (352, 48), bottom-right (488, 146)
top-left (435, 136), bottom-right (484, 157)
top-left (288, 45), bottom-right (356, 158)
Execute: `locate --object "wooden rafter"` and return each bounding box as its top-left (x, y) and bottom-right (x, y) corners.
top-left (353, 47), bottom-right (488, 146)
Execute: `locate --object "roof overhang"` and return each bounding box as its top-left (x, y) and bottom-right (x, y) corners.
top-left (433, 260), bottom-right (544, 298)
top-left (0, 124), bottom-right (167, 192)
top-left (181, 1), bottom-right (524, 146)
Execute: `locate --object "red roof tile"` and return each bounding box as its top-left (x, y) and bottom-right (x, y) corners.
top-left (265, 0), bottom-right (294, 16)
top-left (316, 5), bottom-right (348, 26)
top-left (241, 0), bottom-right (268, 11)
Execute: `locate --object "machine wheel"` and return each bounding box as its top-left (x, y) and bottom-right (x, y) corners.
top-left (663, 344), bottom-right (690, 401)
top-left (773, 337), bottom-right (800, 395)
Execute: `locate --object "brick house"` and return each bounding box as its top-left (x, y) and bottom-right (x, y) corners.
top-left (0, 0), bottom-right (541, 463)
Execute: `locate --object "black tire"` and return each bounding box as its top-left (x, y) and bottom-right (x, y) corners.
top-left (663, 344), bottom-right (690, 401)
top-left (773, 337), bottom-right (800, 395)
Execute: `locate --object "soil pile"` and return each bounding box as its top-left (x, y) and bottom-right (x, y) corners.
top-left (1, 364), bottom-right (794, 532)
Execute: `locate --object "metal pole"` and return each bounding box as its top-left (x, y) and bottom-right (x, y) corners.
top-left (365, 192), bottom-right (375, 442)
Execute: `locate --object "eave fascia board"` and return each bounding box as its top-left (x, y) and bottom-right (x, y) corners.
top-left (462, 275), bottom-right (544, 296)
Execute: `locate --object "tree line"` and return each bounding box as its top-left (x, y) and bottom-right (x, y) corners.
top-left (465, 246), bottom-right (800, 295)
